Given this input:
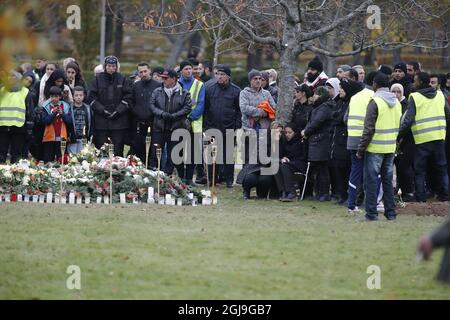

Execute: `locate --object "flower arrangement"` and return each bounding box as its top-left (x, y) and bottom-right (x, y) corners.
top-left (0, 143), bottom-right (203, 205)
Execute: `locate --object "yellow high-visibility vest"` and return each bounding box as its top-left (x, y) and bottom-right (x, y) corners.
top-left (347, 88), bottom-right (374, 138)
top-left (189, 79), bottom-right (204, 133)
top-left (367, 97), bottom-right (401, 154)
top-left (0, 87), bottom-right (29, 127)
top-left (410, 91), bottom-right (446, 144)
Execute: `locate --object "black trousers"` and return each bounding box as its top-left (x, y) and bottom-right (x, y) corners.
top-left (414, 140), bottom-right (450, 201)
top-left (274, 163), bottom-right (296, 194)
top-left (394, 141), bottom-right (415, 194)
top-left (94, 129), bottom-right (127, 157)
top-left (181, 133), bottom-right (202, 181)
top-left (242, 171), bottom-right (273, 199)
top-left (0, 129), bottom-right (26, 163)
top-left (310, 161), bottom-right (330, 197)
top-left (128, 121), bottom-right (151, 166)
top-left (149, 131), bottom-right (184, 176)
top-left (207, 132), bottom-right (236, 184)
top-left (41, 141), bottom-right (62, 163)
top-left (329, 164), bottom-right (350, 201)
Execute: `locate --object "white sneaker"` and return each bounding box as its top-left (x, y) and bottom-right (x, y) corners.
top-left (377, 202), bottom-right (385, 213)
top-left (347, 207), bottom-right (361, 215)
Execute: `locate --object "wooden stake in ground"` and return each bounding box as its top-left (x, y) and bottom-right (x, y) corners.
top-left (81, 126), bottom-right (87, 150)
top-left (145, 127), bottom-right (151, 169)
top-left (108, 140), bottom-right (114, 205)
top-left (155, 144), bottom-right (161, 202)
top-left (211, 138), bottom-right (217, 201)
top-left (203, 133), bottom-right (210, 188)
top-left (59, 139), bottom-right (67, 203)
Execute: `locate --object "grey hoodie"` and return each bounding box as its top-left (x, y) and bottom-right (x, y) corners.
top-left (357, 88), bottom-right (400, 156)
top-left (239, 86), bottom-right (276, 130)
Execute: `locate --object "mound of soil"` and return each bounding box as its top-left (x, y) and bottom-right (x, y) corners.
top-left (397, 202), bottom-right (450, 216)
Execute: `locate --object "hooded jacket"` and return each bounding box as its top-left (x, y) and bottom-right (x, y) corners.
top-left (357, 88), bottom-right (399, 156)
top-left (239, 86), bottom-right (276, 130)
top-left (326, 78), bottom-right (340, 100)
top-left (398, 86), bottom-right (450, 140)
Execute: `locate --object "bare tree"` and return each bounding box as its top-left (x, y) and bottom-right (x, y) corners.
top-left (202, 0), bottom-right (450, 124)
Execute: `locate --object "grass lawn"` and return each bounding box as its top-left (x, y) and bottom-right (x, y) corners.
top-left (0, 186), bottom-right (449, 300)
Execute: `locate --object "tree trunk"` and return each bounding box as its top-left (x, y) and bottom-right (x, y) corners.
top-left (113, 9), bottom-right (123, 59)
top-left (105, 5), bottom-right (114, 54)
top-left (276, 21), bottom-right (298, 125)
top-left (442, 40), bottom-right (450, 69)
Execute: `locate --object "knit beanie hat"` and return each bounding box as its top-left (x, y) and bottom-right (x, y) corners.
top-left (216, 65), bottom-right (231, 77)
top-left (393, 62), bottom-right (407, 74)
top-left (307, 56), bottom-right (323, 73)
top-left (104, 55), bottom-right (119, 66)
top-left (248, 69), bottom-right (262, 82)
top-left (338, 64), bottom-right (352, 72)
top-left (180, 60), bottom-right (193, 71)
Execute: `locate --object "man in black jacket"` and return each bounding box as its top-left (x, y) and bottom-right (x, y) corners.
top-left (130, 62), bottom-right (160, 164)
top-left (148, 69), bottom-right (192, 175)
top-left (88, 56), bottom-right (132, 156)
top-left (204, 65), bottom-right (241, 187)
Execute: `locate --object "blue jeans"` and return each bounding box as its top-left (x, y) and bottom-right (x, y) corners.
top-left (363, 152), bottom-right (396, 220)
top-left (348, 150), bottom-right (363, 209)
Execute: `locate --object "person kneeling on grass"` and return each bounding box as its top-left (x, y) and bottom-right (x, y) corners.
top-left (274, 124), bottom-right (306, 202)
top-left (41, 86), bottom-right (72, 163)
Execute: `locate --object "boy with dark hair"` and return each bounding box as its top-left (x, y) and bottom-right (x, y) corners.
top-left (41, 86), bottom-right (72, 162)
top-left (68, 86), bottom-right (91, 154)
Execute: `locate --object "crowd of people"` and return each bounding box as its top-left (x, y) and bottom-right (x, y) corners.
top-left (1, 54), bottom-right (450, 221)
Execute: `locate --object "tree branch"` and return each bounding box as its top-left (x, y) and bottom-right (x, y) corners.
top-left (214, 0), bottom-right (280, 50)
top-left (299, 0), bottom-right (373, 42)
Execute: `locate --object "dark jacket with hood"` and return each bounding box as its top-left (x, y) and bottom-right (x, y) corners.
top-left (204, 80), bottom-right (242, 132)
top-left (330, 97), bottom-right (350, 164)
top-left (357, 88), bottom-right (400, 157)
top-left (131, 78), bottom-right (160, 122)
top-left (88, 71), bottom-right (133, 131)
top-left (149, 82), bottom-right (192, 132)
top-left (398, 86), bottom-right (450, 141)
top-left (304, 97), bottom-right (334, 162)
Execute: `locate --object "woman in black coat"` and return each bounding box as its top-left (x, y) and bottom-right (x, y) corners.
top-left (274, 124), bottom-right (307, 201)
top-left (328, 80), bottom-right (358, 204)
top-left (302, 86), bottom-right (334, 201)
